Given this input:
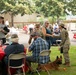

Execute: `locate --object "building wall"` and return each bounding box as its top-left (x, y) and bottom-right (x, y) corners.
top-left (3, 13), bottom-right (37, 22)
top-left (0, 13), bottom-right (37, 27)
top-left (66, 15), bottom-right (76, 31)
top-left (13, 13), bottom-right (37, 22)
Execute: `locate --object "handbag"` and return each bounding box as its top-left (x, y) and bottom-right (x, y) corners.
top-left (60, 47), bottom-right (63, 53)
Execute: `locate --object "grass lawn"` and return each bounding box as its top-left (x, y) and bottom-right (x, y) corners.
top-left (26, 45), bottom-right (76, 75)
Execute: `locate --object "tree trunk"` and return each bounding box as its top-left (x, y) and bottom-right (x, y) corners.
top-left (10, 13), bottom-right (14, 27)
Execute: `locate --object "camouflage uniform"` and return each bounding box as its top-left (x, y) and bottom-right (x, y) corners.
top-left (60, 28), bottom-right (70, 64)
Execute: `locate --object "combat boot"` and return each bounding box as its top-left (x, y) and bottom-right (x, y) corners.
top-left (63, 62), bottom-right (70, 67)
top-left (66, 62), bottom-right (70, 67)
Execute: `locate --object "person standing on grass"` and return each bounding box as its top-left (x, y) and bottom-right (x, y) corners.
top-left (53, 23), bottom-right (70, 67)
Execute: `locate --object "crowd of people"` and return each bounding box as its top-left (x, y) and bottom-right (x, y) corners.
top-left (0, 16), bottom-right (70, 75)
top-left (27, 20), bottom-right (70, 66)
top-left (24, 22), bottom-right (61, 46)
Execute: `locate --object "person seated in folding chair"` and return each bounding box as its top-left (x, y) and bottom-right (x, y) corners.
top-left (26, 32), bottom-right (51, 74)
top-left (2, 34), bottom-right (27, 75)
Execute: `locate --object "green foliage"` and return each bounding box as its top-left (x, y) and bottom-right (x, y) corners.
top-left (33, 0), bottom-right (76, 17)
top-left (48, 16), bottom-right (57, 24)
top-left (37, 16), bottom-right (44, 25)
top-left (66, 0), bottom-right (76, 15)
top-left (0, 0), bottom-right (75, 17)
top-left (0, 0), bottom-right (35, 15)
top-left (33, 0), bottom-right (65, 17)
top-left (0, 0), bottom-right (35, 26)
top-left (57, 0), bottom-right (76, 15)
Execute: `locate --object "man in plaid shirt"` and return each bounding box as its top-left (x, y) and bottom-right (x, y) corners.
top-left (26, 32), bottom-right (50, 72)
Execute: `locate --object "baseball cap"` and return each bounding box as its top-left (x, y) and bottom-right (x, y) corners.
top-left (11, 34), bottom-right (19, 42)
top-left (59, 23), bottom-right (64, 28)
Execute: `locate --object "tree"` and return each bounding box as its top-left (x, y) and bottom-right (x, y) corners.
top-left (33, 0), bottom-right (66, 24)
top-left (0, 0), bottom-right (35, 26)
top-left (33, 0), bottom-right (65, 17)
top-left (33, 0), bottom-right (76, 24)
top-left (65, 0), bottom-right (76, 15)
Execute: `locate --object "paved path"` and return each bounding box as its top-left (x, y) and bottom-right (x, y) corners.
top-left (18, 30), bottom-right (30, 47)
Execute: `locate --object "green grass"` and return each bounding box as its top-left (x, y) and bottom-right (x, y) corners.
top-left (26, 45), bottom-right (76, 75)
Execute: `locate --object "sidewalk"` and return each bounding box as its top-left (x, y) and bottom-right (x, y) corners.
top-left (18, 30), bottom-right (29, 47)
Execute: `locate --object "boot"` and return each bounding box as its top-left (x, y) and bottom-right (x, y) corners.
top-left (66, 62), bottom-right (70, 67)
top-left (63, 62), bottom-right (70, 67)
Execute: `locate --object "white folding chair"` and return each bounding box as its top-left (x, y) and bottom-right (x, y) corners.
top-left (31, 50), bottom-right (51, 75)
top-left (38, 50), bottom-right (51, 75)
top-left (8, 53), bottom-right (26, 75)
top-left (39, 50), bottom-right (51, 56)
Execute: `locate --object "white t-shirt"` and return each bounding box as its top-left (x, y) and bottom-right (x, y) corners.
top-left (5, 20), bottom-right (9, 26)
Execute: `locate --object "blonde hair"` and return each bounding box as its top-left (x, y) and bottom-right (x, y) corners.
top-left (43, 19), bottom-right (49, 27)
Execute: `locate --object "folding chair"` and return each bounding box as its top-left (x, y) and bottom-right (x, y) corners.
top-left (8, 53), bottom-right (26, 75)
top-left (39, 50), bottom-right (51, 56)
top-left (32, 50), bottom-right (51, 75)
top-left (38, 50), bottom-right (51, 75)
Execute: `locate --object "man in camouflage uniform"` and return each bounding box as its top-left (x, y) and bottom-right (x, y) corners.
top-left (54, 23), bottom-right (70, 66)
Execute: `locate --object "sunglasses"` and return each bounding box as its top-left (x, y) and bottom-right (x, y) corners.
top-left (46, 23), bottom-right (49, 24)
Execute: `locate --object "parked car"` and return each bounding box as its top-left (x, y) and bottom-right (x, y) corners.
top-left (73, 33), bottom-right (76, 39)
